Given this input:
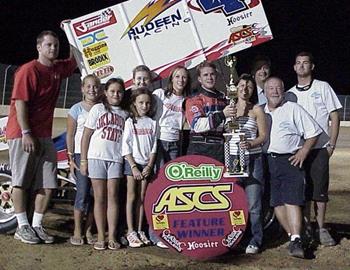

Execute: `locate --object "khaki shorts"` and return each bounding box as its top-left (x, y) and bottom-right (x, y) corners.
top-left (8, 138), bottom-right (57, 190)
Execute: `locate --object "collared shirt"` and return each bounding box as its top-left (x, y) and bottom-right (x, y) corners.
top-left (287, 79), bottom-right (342, 148)
top-left (264, 101), bottom-right (322, 154)
top-left (257, 86), bottom-right (267, 105)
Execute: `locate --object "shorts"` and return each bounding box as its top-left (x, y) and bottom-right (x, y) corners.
top-left (124, 159), bottom-right (151, 178)
top-left (267, 153), bottom-right (305, 207)
top-left (304, 148), bottom-right (330, 202)
top-left (8, 138), bottom-right (57, 190)
top-left (88, 159), bottom-right (123, 179)
top-left (73, 154), bottom-right (93, 212)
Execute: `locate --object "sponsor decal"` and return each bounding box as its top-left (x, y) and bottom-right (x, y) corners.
top-left (161, 229), bottom-right (185, 252)
top-left (73, 9), bottom-right (117, 37)
top-left (229, 210), bottom-right (246, 226)
top-left (93, 65), bottom-right (114, 79)
top-left (222, 227), bottom-right (243, 247)
top-left (152, 213), bottom-right (170, 230)
top-left (87, 53), bottom-right (110, 70)
top-left (197, 0), bottom-right (248, 16)
top-left (83, 41), bottom-right (108, 59)
top-left (165, 162), bottom-right (223, 182)
top-left (145, 155), bottom-right (248, 259)
top-left (79, 30), bottom-right (108, 47)
top-left (228, 23), bottom-right (268, 45)
top-left (153, 184), bottom-right (232, 214)
top-left (121, 0), bottom-right (191, 40)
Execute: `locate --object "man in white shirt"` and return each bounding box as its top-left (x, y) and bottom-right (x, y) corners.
top-left (286, 51), bottom-right (342, 246)
top-left (251, 55), bottom-right (271, 105)
top-left (264, 77), bottom-right (321, 258)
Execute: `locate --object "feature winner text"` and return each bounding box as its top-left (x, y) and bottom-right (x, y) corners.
top-left (173, 218), bottom-right (224, 251)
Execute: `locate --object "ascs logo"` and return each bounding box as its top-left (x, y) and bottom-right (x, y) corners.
top-left (196, 0), bottom-right (249, 16)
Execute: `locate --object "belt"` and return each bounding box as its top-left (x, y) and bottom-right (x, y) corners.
top-left (268, 152), bottom-right (294, 158)
top-left (190, 135), bottom-right (224, 144)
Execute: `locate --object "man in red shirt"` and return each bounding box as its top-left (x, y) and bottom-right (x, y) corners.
top-left (7, 29), bottom-right (76, 244)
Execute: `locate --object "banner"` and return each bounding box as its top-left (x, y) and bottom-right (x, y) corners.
top-left (144, 155), bottom-right (248, 260)
top-left (64, 0), bottom-right (272, 87)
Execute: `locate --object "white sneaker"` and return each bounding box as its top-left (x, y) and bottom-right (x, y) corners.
top-left (126, 231), bottom-right (143, 248)
top-left (138, 231), bottom-right (151, 245)
top-left (156, 241), bottom-right (168, 249)
top-left (245, 244), bottom-right (259, 254)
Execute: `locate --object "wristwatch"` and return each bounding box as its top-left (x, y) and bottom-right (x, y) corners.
top-left (327, 143), bottom-right (336, 150)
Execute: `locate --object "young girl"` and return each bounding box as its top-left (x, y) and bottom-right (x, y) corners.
top-left (132, 65), bottom-right (152, 89)
top-left (122, 65), bottom-right (153, 107)
top-left (153, 65), bottom-right (191, 170)
top-left (231, 74), bottom-right (267, 254)
top-left (67, 74), bottom-right (101, 246)
top-left (122, 87), bottom-right (157, 248)
top-left (80, 78), bottom-right (128, 251)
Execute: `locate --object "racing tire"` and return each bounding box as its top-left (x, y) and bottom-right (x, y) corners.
top-left (0, 163), bottom-right (17, 234)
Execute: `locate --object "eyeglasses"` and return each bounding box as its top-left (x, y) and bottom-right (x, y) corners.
top-left (295, 79), bottom-right (313, 91)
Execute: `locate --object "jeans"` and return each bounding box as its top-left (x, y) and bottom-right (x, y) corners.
top-left (150, 139), bottom-right (180, 244)
top-left (154, 140), bottom-right (180, 172)
top-left (187, 141), bottom-right (224, 164)
top-left (239, 154), bottom-right (264, 247)
top-left (73, 154), bottom-right (93, 213)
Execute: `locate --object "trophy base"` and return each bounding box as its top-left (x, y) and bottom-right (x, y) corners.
top-left (224, 171), bottom-right (249, 178)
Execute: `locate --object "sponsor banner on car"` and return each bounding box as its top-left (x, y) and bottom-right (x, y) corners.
top-left (144, 155), bottom-right (248, 260)
top-left (64, 0), bottom-right (272, 85)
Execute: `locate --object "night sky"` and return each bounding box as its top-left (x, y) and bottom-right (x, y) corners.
top-left (1, 0), bottom-right (349, 94)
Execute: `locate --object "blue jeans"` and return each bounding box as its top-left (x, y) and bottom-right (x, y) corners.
top-left (239, 154), bottom-right (264, 247)
top-left (150, 139), bottom-right (180, 244)
top-left (73, 154), bottom-right (93, 213)
top-left (154, 140), bottom-right (180, 172)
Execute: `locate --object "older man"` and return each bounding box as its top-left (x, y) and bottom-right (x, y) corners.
top-left (6, 29), bottom-right (76, 244)
top-left (264, 77), bottom-right (322, 258)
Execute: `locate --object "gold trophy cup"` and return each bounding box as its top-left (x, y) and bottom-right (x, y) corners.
top-left (223, 55), bottom-right (248, 177)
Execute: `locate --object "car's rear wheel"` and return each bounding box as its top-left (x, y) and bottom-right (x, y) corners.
top-left (0, 164), bottom-right (17, 234)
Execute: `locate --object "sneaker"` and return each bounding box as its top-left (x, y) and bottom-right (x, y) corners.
top-left (119, 235), bottom-right (129, 246)
top-left (288, 238), bottom-right (304, 258)
top-left (14, 225), bottom-right (40, 244)
top-left (138, 231), bottom-right (151, 245)
top-left (126, 231), bottom-right (143, 248)
top-left (156, 241), bottom-right (168, 249)
top-left (245, 245), bottom-right (259, 254)
top-left (319, 228), bottom-right (336, 246)
top-left (33, 226), bottom-right (54, 244)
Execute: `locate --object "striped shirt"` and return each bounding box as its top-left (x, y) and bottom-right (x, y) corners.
top-left (229, 116), bottom-right (261, 155)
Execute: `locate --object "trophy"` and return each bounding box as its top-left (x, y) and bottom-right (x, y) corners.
top-left (223, 55), bottom-right (248, 177)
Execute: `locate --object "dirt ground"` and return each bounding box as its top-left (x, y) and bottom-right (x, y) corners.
top-left (0, 125), bottom-right (349, 270)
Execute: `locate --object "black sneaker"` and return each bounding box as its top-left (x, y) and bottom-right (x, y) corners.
top-left (288, 238), bottom-right (304, 258)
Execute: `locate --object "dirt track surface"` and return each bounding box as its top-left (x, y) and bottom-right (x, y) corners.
top-left (0, 127), bottom-right (349, 270)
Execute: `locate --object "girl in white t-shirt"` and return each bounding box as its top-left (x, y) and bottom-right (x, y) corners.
top-left (122, 87), bottom-right (157, 248)
top-left (153, 66), bottom-right (191, 170)
top-left (80, 78), bottom-right (128, 251)
top-left (67, 74), bottom-right (101, 246)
